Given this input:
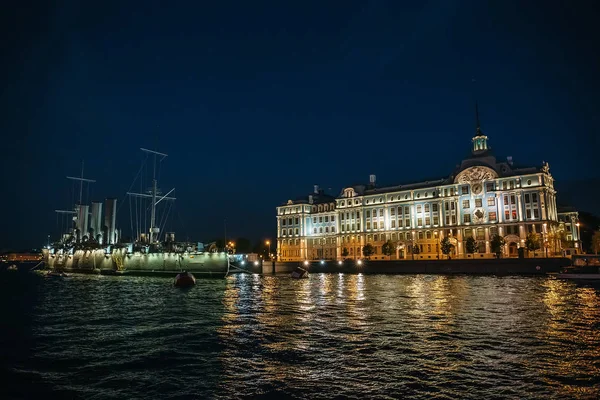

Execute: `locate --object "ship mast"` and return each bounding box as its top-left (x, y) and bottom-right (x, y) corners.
top-left (67, 161), bottom-right (96, 205)
top-left (127, 148), bottom-right (175, 243)
top-left (56, 161), bottom-right (96, 241)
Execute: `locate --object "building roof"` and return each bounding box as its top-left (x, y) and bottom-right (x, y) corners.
top-left (280, 191), bottom-right (336, 206)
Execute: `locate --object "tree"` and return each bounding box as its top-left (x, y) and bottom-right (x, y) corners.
top-left (412, 244), bottom-right (420, 257)
top-left (342, 247), bottom-right (349, 258)
top-left (440, 237), bottom-right (454, 259)
top-left (382, 240), bottom-right (395, 260)
top-left (525, 232), bottom-right (541, 257)
top-left (465, 236), bottom-right (477, 257)
top-left (362, 243), bottom-right (374, 259)
top-left (490, 235), bottom-right (506, 258)
top-left (592, 230), bottom-right (600, 254)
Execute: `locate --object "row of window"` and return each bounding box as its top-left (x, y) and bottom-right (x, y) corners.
top-left (462, 198), bottom-right (496, 209)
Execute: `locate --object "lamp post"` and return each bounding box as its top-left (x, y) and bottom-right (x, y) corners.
top-left (265, 240), bottom-right (271, 260)
top-left (543, 223), bottom-right (548, 258)
top-left (411, 231), bottom-right (416, 260)
top-left (575, 222), bottom-right (581, 253)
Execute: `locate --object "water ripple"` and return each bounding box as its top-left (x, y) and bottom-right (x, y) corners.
top-left (1, 273), bottom-right (600, 399)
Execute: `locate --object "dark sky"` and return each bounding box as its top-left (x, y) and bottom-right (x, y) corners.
top-left (1, 0), bottom-right (598, 249)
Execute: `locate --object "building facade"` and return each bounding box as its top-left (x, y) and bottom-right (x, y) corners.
top-left (276, 118), bottom-right (580, 261)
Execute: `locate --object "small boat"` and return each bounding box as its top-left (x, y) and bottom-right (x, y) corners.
top-left (7, 264), bottom-right (18, 271)
top-left (555, 255), bottom-right (600, 280)
top-left (291, 267), bottom-right (308, 279)
top-left (174, 271), bottom-right (196, 287)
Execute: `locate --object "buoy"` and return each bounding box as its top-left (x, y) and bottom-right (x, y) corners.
top-left (174, 271), bottom-right (196, 287)
top-left (291, 267), bottom-right (308, 279)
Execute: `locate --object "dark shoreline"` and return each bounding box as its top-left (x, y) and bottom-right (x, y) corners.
top-left (261, 257), bottom-right (572, 276)
top-left (3, 257), bottom-right (572, 277)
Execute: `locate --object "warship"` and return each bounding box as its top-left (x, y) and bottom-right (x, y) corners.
top-left (41, 148), bottom-right (229, 277)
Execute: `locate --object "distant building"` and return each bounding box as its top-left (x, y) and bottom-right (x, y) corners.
top-left (2, 253), bottom-right (42, 262)
top-left (276, 108), bottom-right (580, 261)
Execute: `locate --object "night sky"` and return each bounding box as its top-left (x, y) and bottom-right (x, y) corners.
top-left (1, 1), bottom-right (598, 250)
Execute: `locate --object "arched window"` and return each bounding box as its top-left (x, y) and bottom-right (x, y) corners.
top-left (418, 231), bottom-right (424, 240)
top-left (426, 231), bottom-right (432, 239)
top-left (319, 227), bottom-right (323, 233)
top-left (295, 228), bottom-right (299, 235)
top-left (325, 227), bottom-right (329, 233)
top-left (324, 204), bottom-right (329, 211)
top-left (288, 229), bottom-right (292, 235)
top-left (313, 228), bottom-right (317, 234)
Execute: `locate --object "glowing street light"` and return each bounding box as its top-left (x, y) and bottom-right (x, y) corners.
top-left (265, 240), bottom-right (271, 260)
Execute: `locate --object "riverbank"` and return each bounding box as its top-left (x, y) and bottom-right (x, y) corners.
top-left (259, 257), bottom-right (571, 275)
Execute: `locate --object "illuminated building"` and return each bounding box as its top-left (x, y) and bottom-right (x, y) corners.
top-left (276, 108), bottom-right (579, 261)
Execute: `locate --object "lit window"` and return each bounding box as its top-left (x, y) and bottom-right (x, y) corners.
top-left (425, 204), bottom-right (430, 212)
top-left (489, 212), bottom-right (497, 221)
top-left (487, 198), bottom-right (495, 207)
top-left (417, 205), bottom-right (422, 213)
top-left (463, 200), bottom-right (470, 209)
top-left (475, 199), bottom-right (482, 207)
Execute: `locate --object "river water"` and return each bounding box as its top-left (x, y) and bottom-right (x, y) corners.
top-left (2, 272), bottom-right (599, 399)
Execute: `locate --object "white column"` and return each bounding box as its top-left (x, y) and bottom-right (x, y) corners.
top-left (540, 190), bottom-right (547, 220)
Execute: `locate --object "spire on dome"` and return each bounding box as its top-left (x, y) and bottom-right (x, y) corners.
top-left (475, 101), bottom-right (482, 135)
top-left (471, 102), bottom-right (489, 155)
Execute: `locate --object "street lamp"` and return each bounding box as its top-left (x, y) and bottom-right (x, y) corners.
top-left (265, 240), bottom-right (271, 260)
top-left (575, 222), bottom-right (581, 252)
top-left (543, 223), bottom-right (548, 258)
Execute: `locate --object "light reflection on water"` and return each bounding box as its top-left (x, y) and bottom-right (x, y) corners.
top-left (2, 273), bottom-right (599, 399)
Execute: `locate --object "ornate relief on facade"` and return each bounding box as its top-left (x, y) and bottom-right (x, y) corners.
top-left (473, 208), bottom-right (485, 223)
top-left (454, 166), bottom-right (498, 184)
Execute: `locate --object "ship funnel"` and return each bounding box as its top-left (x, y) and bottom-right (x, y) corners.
top-left (104, 198), bottom-right (117, 244)
top-left (90, 202), bottom-right (103, 243)
top-left (76, 204), bottom-right (89, 242)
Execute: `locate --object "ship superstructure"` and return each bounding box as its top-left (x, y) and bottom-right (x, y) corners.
top-left (42, 148), bottom-right (229, 276)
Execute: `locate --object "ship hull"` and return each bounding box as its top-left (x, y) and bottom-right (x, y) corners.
top-left (42, 248), bottom-right (229, 277)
